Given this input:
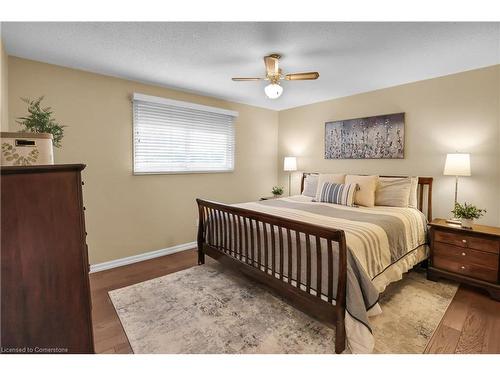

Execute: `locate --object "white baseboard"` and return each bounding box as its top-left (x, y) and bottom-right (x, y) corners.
top-left (90, 241), bottom-right (197, 273)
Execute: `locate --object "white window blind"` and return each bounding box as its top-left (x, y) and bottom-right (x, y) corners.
top-left (133, 93), bottom-right (238, 174)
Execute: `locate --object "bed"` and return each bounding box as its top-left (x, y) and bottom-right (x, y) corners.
top-left (196, 174), bottom-right (433, 353)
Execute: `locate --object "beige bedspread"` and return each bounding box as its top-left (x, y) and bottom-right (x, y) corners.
top-left (226, 195), bottom-right (429, 353)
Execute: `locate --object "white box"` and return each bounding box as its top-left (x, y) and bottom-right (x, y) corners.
top-left (1, 132), bottom-right (54, 166)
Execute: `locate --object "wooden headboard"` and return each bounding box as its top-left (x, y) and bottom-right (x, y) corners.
top-left (300, 173), bottom-right (433, 221)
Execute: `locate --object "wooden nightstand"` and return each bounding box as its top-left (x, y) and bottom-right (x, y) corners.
top-left (428, 218), bottom-right (500, 300)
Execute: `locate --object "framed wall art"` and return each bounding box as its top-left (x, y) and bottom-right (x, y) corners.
top-left (325, 112), bottom-right (405, 159)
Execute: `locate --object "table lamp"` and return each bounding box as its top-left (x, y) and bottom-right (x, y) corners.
top-left (283, 156), bottom-right (297, 196)
top-left (443, 153), bottom-right (471, 224)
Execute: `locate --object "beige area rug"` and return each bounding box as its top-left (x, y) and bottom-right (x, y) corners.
top-left (109, 260), bottom-right (458, 354)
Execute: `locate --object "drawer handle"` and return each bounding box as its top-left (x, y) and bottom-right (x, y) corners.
top-left (460, 265), bottom-right (466, 270)
top-left (461, 252), bottom-right (466, 256)
top-left (462, 239), bottom-right (467, 244)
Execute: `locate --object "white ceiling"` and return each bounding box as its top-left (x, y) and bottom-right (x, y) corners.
top-left (2, 22), bottom-right (500, 110)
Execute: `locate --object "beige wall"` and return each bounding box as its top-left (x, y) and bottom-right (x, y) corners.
top-left (278, 65), bottom-right (500, 226)
top-left (0, 35), bottom-right (8, 131)
top-left (7, 56), bottom-right (500, 265)
top-left (498, 70), bottom-right (500, 228)
top-left (8, 57), bottom-right (279, 264)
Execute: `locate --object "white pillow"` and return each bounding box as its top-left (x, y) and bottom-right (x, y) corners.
top-left (313, 174), bottom-right (346, 202)
top-left (302, 174), bottom-right (319, 197)
top-left (345, 175), bottom-right (378, 207)
top-left (408, 176), bottom-right (419, 208)
top-left (376, 177), bottom-right (412, 207)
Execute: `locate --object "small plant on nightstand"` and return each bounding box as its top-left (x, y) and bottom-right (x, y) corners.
top-left (451, 202), bottom-right (486, 229)
top-left (271, 186), bottom-right (284, 197)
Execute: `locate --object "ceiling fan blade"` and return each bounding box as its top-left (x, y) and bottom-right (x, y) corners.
top-left (264, 55), bottom-right (279, 76)
top-left (285, 72), bottom-right (320, 80)
top-left (232, 77), bottom-right (262, 81)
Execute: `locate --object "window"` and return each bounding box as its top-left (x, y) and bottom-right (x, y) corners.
top-left (133, 93), bottom-right (237, 174)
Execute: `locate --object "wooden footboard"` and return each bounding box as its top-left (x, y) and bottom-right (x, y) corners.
top-left (196, 198), bottom-right (348, 354)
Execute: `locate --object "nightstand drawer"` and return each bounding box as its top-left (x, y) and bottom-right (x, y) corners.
top-left (434, 230), bottom-right (499, 254)
top-left (433, 254), bottom-right (498, 283)
top-left (433, 242), bottom-right (499, 270)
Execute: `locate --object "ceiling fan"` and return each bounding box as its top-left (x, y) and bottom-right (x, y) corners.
top-left (232, 54), bottom-right (320, 99)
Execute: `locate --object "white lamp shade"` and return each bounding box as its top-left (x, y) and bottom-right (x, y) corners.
top-left (264, 83), bottom-right (283, 99)
top-left (443, 153), bottom-right (471, 176)
top-left (283, 156), bottom-right (297, 171)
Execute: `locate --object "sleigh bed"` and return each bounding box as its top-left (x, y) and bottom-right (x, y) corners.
top-left (196, 174), bottom-right (433, 354)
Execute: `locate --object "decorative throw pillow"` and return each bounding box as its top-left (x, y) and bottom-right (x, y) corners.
top-left (302, 174), bottom-right (319, 197)
top-left (376, 177), bottom-right (412, 207)
top-left (317, 182), bottom-right (358, 206)
top-left (314, 173), bottom-right (346, 202)
top-left (408, 176), bottom-right (419, 208)
top-left (345, 175), bottom-right (378, 207)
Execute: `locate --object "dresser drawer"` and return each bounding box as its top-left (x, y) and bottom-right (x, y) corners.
top-left (433, 253), bottom-right (498, 283)
top-left (433, 242), bottom-right (499, 269)
top-left (434, 230), bottom-right (499, 254)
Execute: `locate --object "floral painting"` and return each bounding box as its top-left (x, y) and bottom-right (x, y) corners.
top-left (325, 113), bottom-right (405, 159)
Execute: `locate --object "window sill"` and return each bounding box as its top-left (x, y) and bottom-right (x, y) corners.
top-left (133, 169), bottom-right (235, 176)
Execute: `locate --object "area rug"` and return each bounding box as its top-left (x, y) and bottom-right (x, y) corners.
top-left (109, 260), bottom-right (458, 354)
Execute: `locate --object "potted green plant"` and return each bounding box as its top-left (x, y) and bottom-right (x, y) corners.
top-left (271, 186), bottom-right (284, 198)
top-left (451, 202), bottom-right (486, 229)
top-left (1, 96), bottom-right (66, 166)
top-left (17, 96), bottom-right (66, 148)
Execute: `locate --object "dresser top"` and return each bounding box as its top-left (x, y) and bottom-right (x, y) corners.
top-left (430, 218), bottom-right (500, 238)
top-left (1, 164), bottom-right (86, 174)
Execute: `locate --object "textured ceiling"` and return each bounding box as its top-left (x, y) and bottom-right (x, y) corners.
top-left (3, 22), bottom-right (500, 110)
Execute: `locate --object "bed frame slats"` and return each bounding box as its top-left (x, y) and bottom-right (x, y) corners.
top-left (296, 231), bottom-right (302, 286)
top-left (305, 234), bottom-right (312, 294)
top-left (316, 236), bottom-right (322, 297)
top-left (256, 220), bottom-right (262, 268)
top-left (327, 240), bottom-right (334, 303)
top-left (287, 229), bottom-right (293, 284)
top-left (197, 198), bottom-right (349, 353)
top-left (263, 223), bottom-right (269, 272)
top-left (277, 228), bottom-right (283, 280)
top-left (270, 224), bottom-right (276, 277)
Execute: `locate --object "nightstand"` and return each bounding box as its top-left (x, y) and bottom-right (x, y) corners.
top-left (428, 218), bottom-right (500, 300)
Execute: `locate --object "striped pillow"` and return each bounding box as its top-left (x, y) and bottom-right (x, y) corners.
top-left (316, 182), bottom-right (358, 206)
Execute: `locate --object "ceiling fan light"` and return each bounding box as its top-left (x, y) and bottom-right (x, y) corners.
top-left (264, 83), bottom-right (283, 99)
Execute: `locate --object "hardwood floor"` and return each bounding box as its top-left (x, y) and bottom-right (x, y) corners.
top-left (424, 284), bottom-right (500, 354)
top-left (89, 249), bottom-right (198, 354)
top-left (89, 249), bottom-right (499, 354)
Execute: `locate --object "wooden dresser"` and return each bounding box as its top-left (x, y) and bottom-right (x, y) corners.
top-left (428, 218), bottom-right (500, 301)
top-left (1, 164), bottom-right (94, 353)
